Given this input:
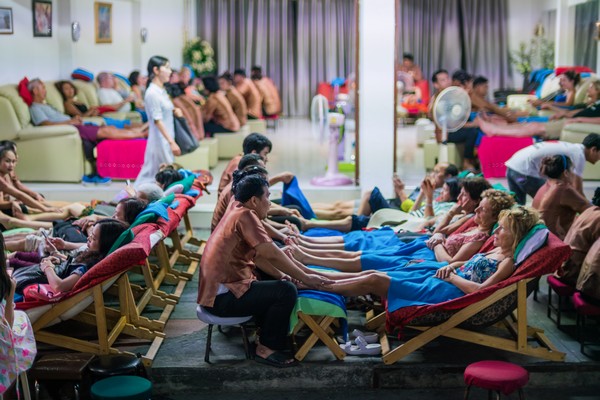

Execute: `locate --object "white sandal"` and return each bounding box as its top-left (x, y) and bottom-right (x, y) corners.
top-left (340, 336), bottom-right (381, 356)
top-left (351, 329), bottom-right (379, 344)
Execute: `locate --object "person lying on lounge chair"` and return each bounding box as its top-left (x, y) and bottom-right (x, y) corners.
top-left (11, 219), bottom-right (128, 296)
top-left (286, 189), bottom-right (514, 273)
top-left (477, 80), bottom-right (600, 139)
top-left (311, 207), bottom-right (540, 313)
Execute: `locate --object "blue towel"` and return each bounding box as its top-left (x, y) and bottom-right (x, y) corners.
top-left (103, 117), bottom-right (131, 129)
top-left (517, 116), bottom-right (550, 123)
top-left (303, 228), bottom-right (345, 237)
top-left (135, 199), bottom-right (170, 224)
top-left (282, 177), bottom-right (316, 219)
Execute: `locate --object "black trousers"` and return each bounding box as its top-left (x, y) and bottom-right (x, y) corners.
top-left (447, 127), bottom-right (478, 159)
top-left (81, 139), bottom-right (98, 176)
top-left (204, 121), bottom-right (234, 135)
top-left (205, 280), bottom-right (298, 351)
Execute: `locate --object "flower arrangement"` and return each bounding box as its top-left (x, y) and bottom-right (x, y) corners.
top-left (183, 38), bottom-right (216, 77)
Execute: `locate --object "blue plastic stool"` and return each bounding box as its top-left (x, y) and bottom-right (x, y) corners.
top-left (90, 376), bottom-right (152, 400)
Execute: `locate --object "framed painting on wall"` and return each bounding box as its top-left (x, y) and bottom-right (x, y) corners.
top-left (32, 0), bottom-right (52, 37)
top-left (0, 8), bottom-right (13, 34)
top-left (95, 2), bottom-right (112, 43)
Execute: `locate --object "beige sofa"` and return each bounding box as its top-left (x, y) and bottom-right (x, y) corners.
top-left (560, 123), bottom-right (600, 181)
top-left (0, 81), bottom-right (86, 182)
top-left (71, 80), bottom-right (142, 124)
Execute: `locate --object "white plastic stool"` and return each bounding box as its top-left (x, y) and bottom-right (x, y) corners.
top-left (196, 305), bottom-right (252, 363)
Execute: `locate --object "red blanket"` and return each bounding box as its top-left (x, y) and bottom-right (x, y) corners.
top-left (385, 233), bottom-right (571, 331)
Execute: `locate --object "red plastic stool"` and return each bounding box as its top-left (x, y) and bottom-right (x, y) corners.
top-left (262, 114), bottom-right (280, 131)
top-left (547, 275), bottom-right (576, 328)
top-left (464, 360), bottom-right (529, 399)
top-left (572, 292), bottom-right (600, 355)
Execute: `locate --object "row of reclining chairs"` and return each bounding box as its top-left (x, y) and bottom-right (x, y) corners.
top-left (15, 186), bottom-right (206, 366)
top-left (364, 225), bottom-right (571, 364)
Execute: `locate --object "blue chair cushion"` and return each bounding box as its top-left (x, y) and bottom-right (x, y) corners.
top-left (91, 376), bottom-right (151, 400)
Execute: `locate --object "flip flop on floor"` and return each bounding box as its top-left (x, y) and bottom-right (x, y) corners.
top-left (340, 336), bottom-right (381, 356)
top-left (255, 351), bottom-right (298, 368)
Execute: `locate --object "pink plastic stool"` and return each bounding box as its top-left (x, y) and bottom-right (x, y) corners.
top-left (547, 275), bottom-right (576, 327)
top-left (464, 360), bottom-right (529, 399)
top-left (478, 136), bottom-right (533, 178)
top-left (572, 292), bottom-right (600, 354)
top-left (96, 139), bottom-right (147, 179)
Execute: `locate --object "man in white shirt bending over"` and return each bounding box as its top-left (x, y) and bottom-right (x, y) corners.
top-left (505, 133), bottom-right (599, 204)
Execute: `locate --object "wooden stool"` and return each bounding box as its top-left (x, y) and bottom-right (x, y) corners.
top-left (29, 352), bottom-right (96, 400)
top-left (547, 275), bottom-right (576, 328)
top-left (90, 376), bottom-right (152, 400)
top-left (87, 355), bottom-right (147, 383)
top-left (464, 360), bottom-right (529, 399)
top-left (572, 292), bottom-right (600, 355)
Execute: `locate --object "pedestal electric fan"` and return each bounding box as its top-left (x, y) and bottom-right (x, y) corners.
top-left (432, 87), bottom-right (471, 163)
top-left (311, 112), bottom-right (353, 186)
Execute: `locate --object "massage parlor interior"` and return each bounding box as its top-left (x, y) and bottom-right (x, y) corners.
top-left (0, 0), bottom-right (600, 399)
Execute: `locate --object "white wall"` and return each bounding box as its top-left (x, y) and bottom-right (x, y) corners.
top-left (358, 0), bottom-right (395, 195)
top-left (0, 0), bottom-right (191, 84)
top-left (507, 0), bottom-right (556, 87)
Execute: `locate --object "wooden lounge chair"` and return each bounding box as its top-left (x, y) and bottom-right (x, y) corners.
top-left (17, 224), bottom-right (165, 366)
top-left (369, 233), bottom-right (571, 364)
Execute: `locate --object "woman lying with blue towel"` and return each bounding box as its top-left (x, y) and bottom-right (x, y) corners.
top-left (287, 189), bottom-right (514, 273)
top-left (313, 207), bottom-right (540, 312)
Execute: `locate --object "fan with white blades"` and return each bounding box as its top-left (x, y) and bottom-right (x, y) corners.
top-left (432, 87), bottom-right (471, 162)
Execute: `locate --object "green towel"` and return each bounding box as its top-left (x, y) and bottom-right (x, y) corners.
top-left (289, 297), bottom-right (346, 333)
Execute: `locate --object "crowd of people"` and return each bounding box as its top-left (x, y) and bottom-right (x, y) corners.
top-left (423, 66), bottom-right (600, 173)
top-left (23, 60), bottom-right (282, 187)
top-left (1, 54), bottom-right (599, 390)
top-left (198, 123), bottom-right (600, 367)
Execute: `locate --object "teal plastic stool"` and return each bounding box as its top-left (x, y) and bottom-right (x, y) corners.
top-left (90, 375), bottom-right (152, 400)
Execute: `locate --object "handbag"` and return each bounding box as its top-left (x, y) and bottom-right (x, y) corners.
top-left (22, 283), bottom-right (64, 302)
top-left (173, 116), bottom-right (199, 155)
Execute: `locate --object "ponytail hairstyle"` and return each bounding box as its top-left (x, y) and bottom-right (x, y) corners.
top-left (539, 155), bottom-right (572, 179)
top-left (232, 165), bottom-right (268, 188)
top-left (563, 70), bottom-right (581, 87)
top-left (146, 55), bottom-right (169, 88)
top-left (233, 175), bottom-right (269, 203)
top-left (0, 234), bottom-right (10, 301)
top-left (237, 153), bottom-right (264, 170)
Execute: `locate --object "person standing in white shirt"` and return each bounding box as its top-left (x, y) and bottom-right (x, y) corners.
top-left (134, 56), bottom-right (182, 188)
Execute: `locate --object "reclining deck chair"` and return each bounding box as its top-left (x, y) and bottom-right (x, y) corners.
top-left (17, 223), bottom-right (165, 366)
top-left (370, 233), bottom-right (571, 364)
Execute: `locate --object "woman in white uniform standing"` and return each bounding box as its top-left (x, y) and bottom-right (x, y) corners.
top-left (134, 55), bottom-right (181, 188)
